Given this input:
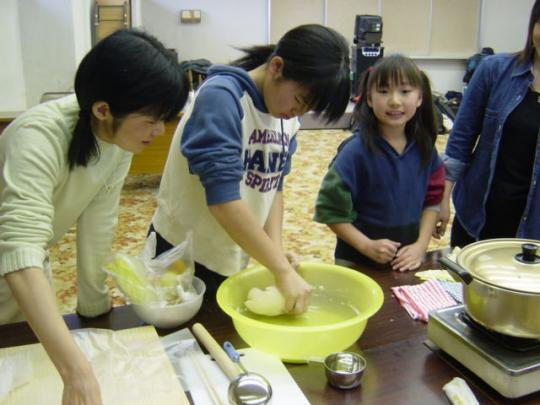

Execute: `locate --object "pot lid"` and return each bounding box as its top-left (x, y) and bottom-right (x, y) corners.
top-left (457, 239), bottom-right (540, 294)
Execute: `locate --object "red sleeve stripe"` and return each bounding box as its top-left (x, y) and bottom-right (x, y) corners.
top-left (424, 164), bottom-right (445, 207)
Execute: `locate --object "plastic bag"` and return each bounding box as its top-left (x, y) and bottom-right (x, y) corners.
top-left (103, 232), bottom-right (196, 305)
top-left (160, 328), bottom-right (230, 405)
top-left (0, 350), bottom-right (33, 402)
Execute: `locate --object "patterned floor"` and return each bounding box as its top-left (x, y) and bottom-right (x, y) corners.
top-left (51, 129), bottom-right (453, 314)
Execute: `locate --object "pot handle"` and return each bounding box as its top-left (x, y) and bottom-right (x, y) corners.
top-left (438, 257), bottom-right (473, 285)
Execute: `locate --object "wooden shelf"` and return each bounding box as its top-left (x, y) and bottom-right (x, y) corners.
top-left (1, 115), bottom-right (181, 175)
top-left (0, 112), bottom-right (21, 122)
top-left (128, 116), bottom-right (180, 175)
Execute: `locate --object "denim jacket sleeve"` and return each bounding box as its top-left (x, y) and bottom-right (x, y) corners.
top-left (442, 57), bottom-right (495, 183)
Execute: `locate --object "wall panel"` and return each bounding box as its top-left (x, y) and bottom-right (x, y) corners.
top-left (270, 0), bottom-right (324, 43)
top-left (381, 0), bottom-right (430, 55)
top-left (430, 0), bottom-right (480, 56)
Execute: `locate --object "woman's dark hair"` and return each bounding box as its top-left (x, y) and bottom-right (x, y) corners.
top-left (516, 0), bottom-right (540, 65)
top-left (351, 54), bottom-right (438, 166)
top-left (69, 29), bottom-right (189, 170)
top-left (231, 24), bottom-right (350, 123)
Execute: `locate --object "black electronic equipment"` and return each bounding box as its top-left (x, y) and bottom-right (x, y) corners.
top-left (351, 45), bottom-right (384, 96)
top-left (351, 15), bottom-right (384, 97)
top-left (353, 15), bottom-right (383, 44)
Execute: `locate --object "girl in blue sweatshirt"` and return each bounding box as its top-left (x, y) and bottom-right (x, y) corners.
top-left (314, 55), bottom-right (444, 271)
top-left (151, 24), bottom-right (350, 313)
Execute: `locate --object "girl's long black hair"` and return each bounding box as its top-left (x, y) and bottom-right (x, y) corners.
top-left (68, 29), bottom-right (189, 170)
top-left (351, 54), bottom-right (438, 166)
top-left (231, 24), bottom-right (351, 123)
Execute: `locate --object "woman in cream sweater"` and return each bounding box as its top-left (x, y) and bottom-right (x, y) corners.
top-left (0, 29), bottom-right (188, 404)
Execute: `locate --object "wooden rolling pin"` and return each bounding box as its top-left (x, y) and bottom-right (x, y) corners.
top-left (192, 323), bottom-right (241, 381)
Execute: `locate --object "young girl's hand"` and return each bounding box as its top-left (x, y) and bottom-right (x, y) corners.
top-left (275, 270), bottom-right (313, 315)
top-left (391, 243), bottom-right (425, 271)
top-left (364, 239), bottom-right (401, 264)
top-left (285, 251), bottom-right (301, 269)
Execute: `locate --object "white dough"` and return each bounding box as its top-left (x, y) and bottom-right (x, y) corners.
top-left (244, 286), bottom-right (286, 316)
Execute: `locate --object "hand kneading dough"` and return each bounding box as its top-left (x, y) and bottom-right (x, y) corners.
top-left (244, 286), bottom-right (286, 316)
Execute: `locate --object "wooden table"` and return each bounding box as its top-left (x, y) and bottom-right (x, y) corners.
top-left (1, 250), bottom-right (539, 404)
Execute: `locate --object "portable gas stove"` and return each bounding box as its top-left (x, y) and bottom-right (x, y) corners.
top-left (426, 305), bottom-right (540, 398)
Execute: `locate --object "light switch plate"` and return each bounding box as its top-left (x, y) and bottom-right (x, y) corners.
top-left (180, 9), bottom-right (201, 23)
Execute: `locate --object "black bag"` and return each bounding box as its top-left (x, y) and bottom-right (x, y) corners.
top-left (433, 95), bottom-right (450, 133)
top-left (463, 47), bottom-right (494, 84)
top-left (432, 91), bottom-right (464, 130)
top-left (180, 59), bottom-right (212, 91)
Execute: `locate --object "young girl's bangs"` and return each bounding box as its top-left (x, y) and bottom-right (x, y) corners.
top-left (369, 57), bottom-right (423, 90)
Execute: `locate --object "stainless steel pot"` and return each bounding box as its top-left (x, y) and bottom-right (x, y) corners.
top-left (439, 239), bottom-right (540, 339)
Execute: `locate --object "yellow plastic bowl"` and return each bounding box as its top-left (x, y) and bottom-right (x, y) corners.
top-left (217, 262), bottom-right (383, 362)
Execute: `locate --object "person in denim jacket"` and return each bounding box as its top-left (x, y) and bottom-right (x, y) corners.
top-left (435, 0), bottom-right (540, 247)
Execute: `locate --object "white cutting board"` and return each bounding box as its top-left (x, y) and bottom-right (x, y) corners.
top-left (181, 348), bottom-right (311, 405)
top-left (0, 326), bottom-right (189, 405)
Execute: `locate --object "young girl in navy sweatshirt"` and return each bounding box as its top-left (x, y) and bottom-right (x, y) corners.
top-left (315, 55), bottom-right (444, 271)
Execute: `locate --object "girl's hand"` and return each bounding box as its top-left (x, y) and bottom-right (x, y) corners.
top-left (433, 199), bottom-right (450, 239)
top-left (391, 243), bottom-right (425, 272)
top-left (275, 270), bottom-right (313, 315)
top-left (364, 239), bottom-right (401, 264)
top-left (5, 267), bottom-right (103, 405)
top-left (433, 180), bottom-right (454, 239)
top-left (284, 251), bottom-right (301, 269)
top-left (61, 359), bottom-right (102, 405)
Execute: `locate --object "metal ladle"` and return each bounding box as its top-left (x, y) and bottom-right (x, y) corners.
top-left (192, 323), bottom-right (272, 405)
top-left (223, 341), bottom-right (273, 405)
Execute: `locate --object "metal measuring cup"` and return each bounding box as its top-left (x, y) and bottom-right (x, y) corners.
top-left (323, 352), bottom-right (366, 389)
